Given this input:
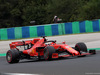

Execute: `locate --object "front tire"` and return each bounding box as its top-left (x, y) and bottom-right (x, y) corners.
top-left (44, 46), bottom-right (55, 60)
top-left (6, 50), bottom-right (20, 64)
top-left (75, 42), bottom-right (87, 52)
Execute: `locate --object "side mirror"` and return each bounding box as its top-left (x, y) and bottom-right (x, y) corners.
top-left (62, 41), bottom-right (65, 44)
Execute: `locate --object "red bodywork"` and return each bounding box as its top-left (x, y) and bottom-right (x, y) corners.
top-left (9, 37), bottom-right (91, 59)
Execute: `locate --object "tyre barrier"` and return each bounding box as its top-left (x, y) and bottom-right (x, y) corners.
top-left (0, 19), bottom-right (100, 40)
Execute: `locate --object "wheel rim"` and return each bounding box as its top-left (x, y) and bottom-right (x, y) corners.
top-left (44, 49), bottom-right (49, 60)
top-left (7, 52), bottom-right (12, 62)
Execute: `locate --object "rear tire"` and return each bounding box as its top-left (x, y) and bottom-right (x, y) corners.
top-left (6, 50), bottom-right (20, 64)
top-left (44, 46), bottom-right (55, 60)
top-left (75, 42), bottom-right (87, 52)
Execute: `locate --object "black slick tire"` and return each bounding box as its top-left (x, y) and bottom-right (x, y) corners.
top-left (75, 42), bottom-right (87, 52)
top-left (44, 46), bottom-right (55, 60)
top-left (6, 50), bottom-right (20, 64)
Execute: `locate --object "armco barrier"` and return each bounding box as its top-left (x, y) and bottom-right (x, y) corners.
top-left (0, 19), bottom-right (100, 40)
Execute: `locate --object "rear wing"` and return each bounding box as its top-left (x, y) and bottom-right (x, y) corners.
top-left (9, 38), bottom-right (40, 49)
top-left (9, 40), bottom-right (32, 49)
top-left (10, 40), bottom-right (32, 46)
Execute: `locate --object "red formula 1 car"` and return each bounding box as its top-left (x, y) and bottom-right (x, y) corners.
top-left (6, 36), bottom-right (96, 63)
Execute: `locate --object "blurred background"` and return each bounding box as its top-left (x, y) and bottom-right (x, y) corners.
top-left (0, 0), bottom-right (100, 28)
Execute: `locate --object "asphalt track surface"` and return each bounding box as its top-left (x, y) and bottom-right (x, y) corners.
top-left (0, 51), bottom-right (100, 75)
top-left (0, 33), bottom-right (100, 75)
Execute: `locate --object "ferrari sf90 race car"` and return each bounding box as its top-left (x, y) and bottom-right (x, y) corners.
top-left (6, 36), bottom-right (96, 64)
